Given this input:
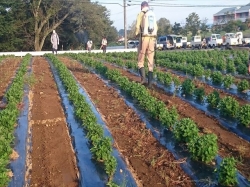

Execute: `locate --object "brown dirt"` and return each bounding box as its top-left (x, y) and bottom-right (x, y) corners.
top-left (59, 57), bottom-right (195, 187)
top-left (0, 57), bottom-right (21, 105)
top-left (27, 57), bottom-right (79, 186)
top-left (92, 61), bottom-right (250, 180)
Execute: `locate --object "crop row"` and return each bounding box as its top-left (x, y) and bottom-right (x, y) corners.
top-left (46, 54), bottom-right (119, 186)
top-left (100, 51), bottom-right (250, 96)
top-left (66, 53), bottom-right (239, 186)
top-left (0, 54), bottom-right (31, 186)
top-left (99, 50), bottom-right (249, 76)
top-left (91, 52), bottom-right (250, 129)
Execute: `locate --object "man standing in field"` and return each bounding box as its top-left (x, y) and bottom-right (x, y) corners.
top-left (135, 1), bottom-right (158, 88)
top-left (51, 30), bottom-right (59, 55)
top-left (101, 36), bottom-right (107, 53)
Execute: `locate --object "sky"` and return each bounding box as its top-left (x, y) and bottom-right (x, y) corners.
top-left (92, 0), bottom-right (249, 31)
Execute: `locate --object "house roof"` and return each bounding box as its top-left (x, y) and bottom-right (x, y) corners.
top-left (235, 5), bottom-right (250, 12)
top-left (214, 3), bottom-right (250, 16)
top-left (214, 7), bottom-right (236, 16)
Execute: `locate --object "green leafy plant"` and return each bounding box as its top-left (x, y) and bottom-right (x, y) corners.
top-left (218, 96), bottom-right (239, 118)
top-left (223, 75), bottom-right (234, 89)
top-left (226, 60), bottom-right (236, 74)
top-left (104, 155), bottom-right (117, 177)
top-left (194, 87), bottom-right (205, 102)
top-left (217, 157), bottom-right (238, 186)
top-left (206, 91), bottom-right (220, 108)
top-left (211, 71), bottom-right (223, 85)
top-left (237, 79), bottom-right (249, 92)
top-left (236, 63), bottom-right (248, 75)
top-left (237, 104), bottom-right (250, 127)
top-left (181, 79), bottom-right (195, 95)
top-left (173, 118), bottom-right (199, 143)
top-left (188, 134), bottom-right (218, 163)
top-left (216, 59), bottom-right (226, 71)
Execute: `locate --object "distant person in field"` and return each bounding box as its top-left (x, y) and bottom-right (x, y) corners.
top-left (100, 36), bottom-right (107, 53)
top-left (51, 30), bottom-right (59, 55)
top-left (135, 1), bottom-right (158, 88)
top-left (87, 39), bottom-right (93, 52)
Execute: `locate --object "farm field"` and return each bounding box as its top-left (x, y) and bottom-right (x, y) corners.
top-left (0, 50), bottom-right (250, 187)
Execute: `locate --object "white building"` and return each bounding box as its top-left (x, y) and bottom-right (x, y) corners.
top-left (213, 3), bottom-right (250, 25)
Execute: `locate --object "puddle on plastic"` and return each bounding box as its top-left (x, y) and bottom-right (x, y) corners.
top-left (49, 60), bottom-right (137, 187)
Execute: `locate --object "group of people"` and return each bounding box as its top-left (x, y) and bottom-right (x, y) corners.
top-left (86, 36), bottom-right (108, 53)
top-left (49, 1), bottom-right (157, 88)
top-left (50, 30), bottom-right (108, 54)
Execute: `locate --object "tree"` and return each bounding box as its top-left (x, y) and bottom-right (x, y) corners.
top-left (245, 18), bottom-right (250, 29)
top-left (0, 0), bottom-right (118, 51)
top-left (185, 12), bottom-right (201, 36)
top-left (157, 18), bottom-right (171, 36)
top-left (29, 0), bottom-right (77, 51)
top-left (127, 21), bottom-right (136, 40)
top-left (0, 0), bottom-right (29, 51)
top-left (172, 22), bottom-right (182, 35)
top-left (180, 26), bottom-right (188, 36)
top-left (200, 18), bottom-right (209, 38)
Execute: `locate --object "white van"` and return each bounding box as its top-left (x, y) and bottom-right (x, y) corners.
top-left (175, 36), bottom-right (182, 49)
top-left (208, 34), bottom-right (223, 48)
top-left (223, 33), bottom-right (238, 46)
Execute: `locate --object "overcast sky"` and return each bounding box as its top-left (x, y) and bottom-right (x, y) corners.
top-left (92, 0), bottom-right (249, 30)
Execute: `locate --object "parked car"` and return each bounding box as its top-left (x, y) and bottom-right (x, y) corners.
top-left (127, 40), bottom-right (139, 48)
top-left (208, 34), bottom-right (223, 48)
top-left (157, 35), bottom-right (175, 50)
top-left (181, 37), bottom-right (190, 48)
top-left (175, 36), bottom-right (183, 49)
top-left (191, 36), bottom-right (202, 49)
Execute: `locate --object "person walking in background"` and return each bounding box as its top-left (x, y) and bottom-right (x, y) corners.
top-left (136, 1), bottom-right (158, 88)
top-left (51, 30), bottom-right (59, 55)
top-left (100, 36), bottom-right (107, 53)
top-left (87, 39), bottom-right (93, 52)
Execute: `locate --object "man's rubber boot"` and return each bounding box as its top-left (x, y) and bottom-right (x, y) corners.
top-left (148, 71), bottom-right (153, 88)
top-left (139, 67), bottom-right (147, 85)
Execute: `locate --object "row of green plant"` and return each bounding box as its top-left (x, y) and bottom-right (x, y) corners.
top-left (181, 79), bottom-right (250, 127)
top-left (0, 55), bottom-right (15, 65)
top-left (46, 54), bottom-right (118, 186)
top-left (155, 60), bottom-right (249, 88)
top-left (103, 52), bottom-right (250, 92)
top-left (96, 50), bottom-right (249, 75)
top-left (66, 53), bottom-right (238, 186)
top-left (0, 54), bottom-right (31, 187)
top-left (101, 50), bottom-right (250, 79)
top-left (97, 54), bottom-right (250, 128)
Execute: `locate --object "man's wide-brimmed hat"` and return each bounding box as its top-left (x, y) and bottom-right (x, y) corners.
top-left (141, 1), bottom-right (148, 7)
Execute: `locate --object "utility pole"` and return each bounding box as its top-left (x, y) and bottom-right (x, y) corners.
top-left (124, 0), bottom-right (127, 49)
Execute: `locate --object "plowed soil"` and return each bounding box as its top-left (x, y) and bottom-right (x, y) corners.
top-left (59, 56), bottom-right (195, 187)
top-left (0, 57), bottom-right (21, 105)
top-left (26, 57), bottom-right (79, 186)
top-left (101, 62), bottom-right (250, 180)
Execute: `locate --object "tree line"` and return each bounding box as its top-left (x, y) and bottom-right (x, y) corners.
top-left (0, 0), bottom-right (118, 52)
top-left (124, 12), bottom-right (250, 40)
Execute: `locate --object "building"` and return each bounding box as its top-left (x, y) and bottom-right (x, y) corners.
top-left (213, 3), bottom-right (250, 25)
